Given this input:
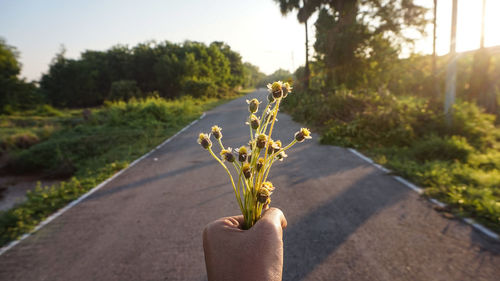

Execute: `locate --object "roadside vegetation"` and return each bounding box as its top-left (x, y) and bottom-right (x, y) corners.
top-left (284, 89), bottom-right (500, 232)
top-left (0, 95), bottom-right (246, 246)
top-left (0, 37), bottom-right (262, 246)
top-left (276, 0), bottom-right (500, 232)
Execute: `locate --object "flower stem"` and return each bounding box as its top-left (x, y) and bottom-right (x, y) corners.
top-left (208, 147), bottom-right (243, 213)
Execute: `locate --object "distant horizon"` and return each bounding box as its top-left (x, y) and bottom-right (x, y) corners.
top-left (1, 0), bottom-right (499, 81)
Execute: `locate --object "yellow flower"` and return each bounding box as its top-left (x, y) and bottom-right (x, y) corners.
top-left (242, 163), bottom-right (251, 179)
top-left (220, 147), bottom-right (235, 162)
top-left (256, 157), bottom-right (265, 171)
top-left (238, 146), bottom-right (248, 162)
top-left (197, 133), bottom-right (212, 149)
top-left (294, 128), bottom-right (312, 142)
top-left (246, 114), bottom-right (260, 130)
top-left (211, 125), bottom-right (222, 139)
top-left (267, 81), bottom-right (283, 99)
top-left (256, 133), bottom-right (268, 149)
top-left (257, 181), bottom-right (275, 203)
top-left (282, 82), bottom-right (292, 98)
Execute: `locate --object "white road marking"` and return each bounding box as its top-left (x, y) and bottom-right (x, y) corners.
top-left (348, 148), bottom-right (499, 240)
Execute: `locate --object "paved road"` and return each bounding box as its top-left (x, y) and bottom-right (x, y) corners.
top-left (0, 89), bottom-right (499, 281)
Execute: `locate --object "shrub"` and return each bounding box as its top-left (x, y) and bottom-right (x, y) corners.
top-left (411, 135), bottom-right (474, 163)
top-left (3, 132), bottom-right (40, 150)
top-left (182, 79), bottom-right (217, 98)
top-left (108, 80), bottom-right (142, 101)
top-left (33, 104), bottom-right (64, 117)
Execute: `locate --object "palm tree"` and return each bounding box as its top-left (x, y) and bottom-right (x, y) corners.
top-left (444, 0), bottom-right (457, 120)
top-left (274, 0), bottom-right (311, 89)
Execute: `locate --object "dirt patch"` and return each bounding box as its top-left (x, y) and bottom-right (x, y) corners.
top-left (0, 175), bottom-right (62, 211)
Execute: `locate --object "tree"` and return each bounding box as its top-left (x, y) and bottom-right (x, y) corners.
top-left (432, 0), bottom-right (438, 98)
top-left (0, 38), bottom-right (41, 112)
top-left (41, 40), bottom-right (247, 107)
top-left (274, 0), bottom-right (312, 89)
top-left (0, 38), bottom-right (21, 109)
top-left (278, 0), bottom-right (427, 89)
top-left (468, 0), bottom-right (496, 114)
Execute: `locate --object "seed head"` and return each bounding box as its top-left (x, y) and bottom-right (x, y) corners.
top-left (277, 151), bottom-right (288, 161)
top-left (246, 99), bottom-right (261, 113)
top-left (261, 181), bottom-right (275, 193)
top-left (256, 134), bottom-right (268, 149)
top-left (211, 125), bottom-right (222, 139)
top-left (282, 82), bottom-right (292, 98)
top-left (257, 188), bottom-right (270, 203)
top-left (220, 147), bottom-right (235, 162)
top-left (267, 140), bottom-right (274, 155)
top-left (198, 133), bottom-right (212, 149)
top-left (257, 181), bottom-right (275, 203)
top-left (247, 114), bottom-right (260, 130)
top-left (256, 157), bottom-right (265, 171)
top-left (273, 140), bottom-right (282, 153)
top-left (294, 128), bottom-right (312, 142)
top-left (267, 81), bottom-right (283, 99)
top-left (238, 146), bottom-right (248, 162)
top-left (242, 163), bottom-right (251, 179)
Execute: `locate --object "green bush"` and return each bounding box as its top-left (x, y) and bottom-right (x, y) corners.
top-left (33, 105), bottom-right (64, 117)
top-left (182, 79), bottom-right (218, 98)
top-left (411, 135), bottom-right (474, 163)
top-left (2, 132), bottom-right (40, 150)
top-left (108, 80), bottom-right (142, 101)
top-left (284, 88), bottom-right (500, 232)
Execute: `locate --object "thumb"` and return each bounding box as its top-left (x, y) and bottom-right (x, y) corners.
top-left (257, 207), bottom-right (287, 230)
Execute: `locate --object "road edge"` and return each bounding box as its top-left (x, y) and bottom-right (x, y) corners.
top-left (347, 148), bottom-right (499, 241)
top-left (0, 113), bottom-right (206, 256)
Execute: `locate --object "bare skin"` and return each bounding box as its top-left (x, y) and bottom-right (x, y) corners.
top-left (203, 208), bottom-right (287, 281)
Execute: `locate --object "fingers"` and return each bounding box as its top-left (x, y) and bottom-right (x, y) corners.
top-left (258, 207), bottom-right (287, 229)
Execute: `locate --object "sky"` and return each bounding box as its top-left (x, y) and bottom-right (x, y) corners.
top-left (1, 0), bottom-right (499, 81)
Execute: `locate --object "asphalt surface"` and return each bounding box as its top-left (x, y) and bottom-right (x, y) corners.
top-left (0, 89), bottom-right (499, 281)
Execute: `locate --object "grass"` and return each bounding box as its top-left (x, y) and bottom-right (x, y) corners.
top-left (283, 88), bottom-right (500, 233)
top-left (0, 91), bottom-right (248, 247)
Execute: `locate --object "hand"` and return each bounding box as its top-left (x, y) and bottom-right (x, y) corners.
top-left (203, 208), bottom-right (287, 281)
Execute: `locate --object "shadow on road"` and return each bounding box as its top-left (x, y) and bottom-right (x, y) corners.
top-left (86, 159), bottom-right (210, 201)
top-left (282, 169), bottom-right (409, 280)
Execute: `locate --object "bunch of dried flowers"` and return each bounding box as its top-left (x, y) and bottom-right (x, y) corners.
top-left (198, 81), bottom-right (311, 229)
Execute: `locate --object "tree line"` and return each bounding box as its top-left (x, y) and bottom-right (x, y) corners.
top-left (0, 39), bottom-right (265, 111)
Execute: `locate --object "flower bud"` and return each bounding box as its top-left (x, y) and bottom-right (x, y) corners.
top-left (262, 181), bottom-right (275, 193)
top-left (267, 140), bottom-right (274, 155)
top-left (249, 114), bottom-right (260, 130)
top-left (282, 82), bottom-right (292, 98)
top-left (238, 146), bottom-right (248, 162)
top-left (294, 128), bottom-right (312, 142)
top-left (246, 99), bottom-right (260, 113)
top-left (242, 163), bottom-right (251, 179)
top-left (197, 133), bottom-right (212, 149)
top-left (273, 140), bottom-right (282, 153)
top-left (211, 125), bottom-right (222, 139)
top-left (267, 81), bottom-right (283, 99)
top-left (256, 157), bottom-right (265, 171)
top-left (277, 151), bottom-right (288, 161)
top-left (256, 134), bottom-right (267, 149)
top-left (220, 148), bottom-right (235, 162)
top-left (258, 181), bottom-right (275, 203)
top-left (257, 188), bottom-right (270, 203)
